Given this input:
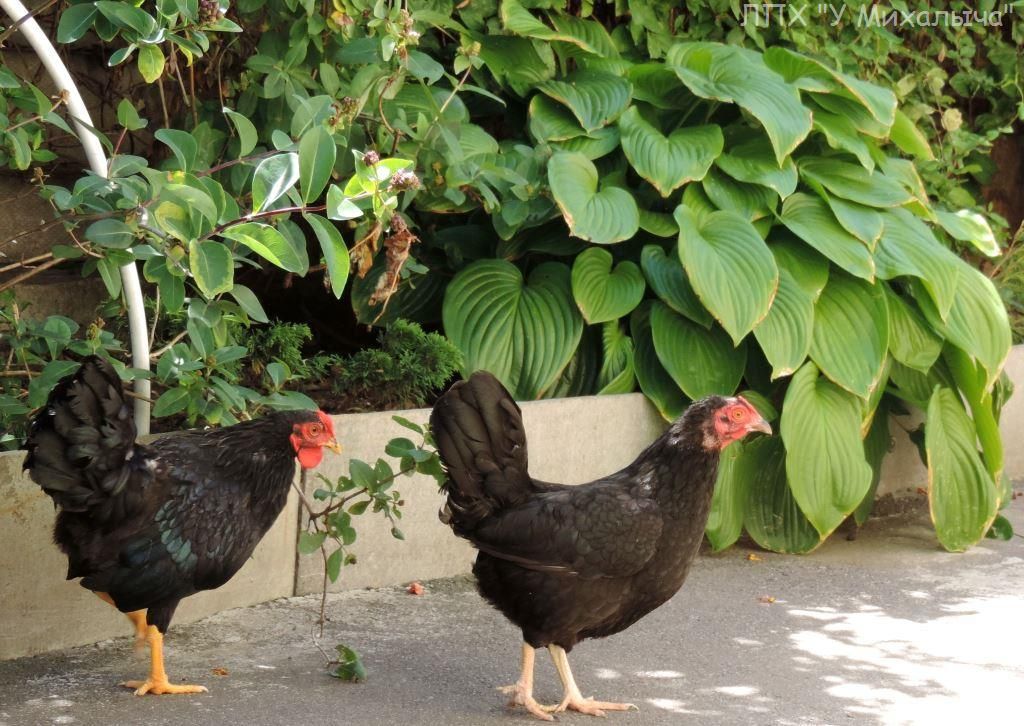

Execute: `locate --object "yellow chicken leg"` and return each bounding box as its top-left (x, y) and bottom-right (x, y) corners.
top-left (542, 645), bottom-right (637, 717)
top-left (498, 643), bottom-right (555, 721)
top-left (94, 591), bottom-right (149, 651)
top-left (122, 626), bottom-right (208, 696)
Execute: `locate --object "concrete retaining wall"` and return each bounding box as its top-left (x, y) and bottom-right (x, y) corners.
top-left (3, 346), bottom-right (1022, 659)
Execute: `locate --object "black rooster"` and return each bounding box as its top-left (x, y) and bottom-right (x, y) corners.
top-left (431, 372), bottom-right (770, 720)
top-left (23, 356), bottom-right (340, 695)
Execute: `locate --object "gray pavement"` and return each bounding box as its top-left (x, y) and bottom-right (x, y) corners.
top-left (1, 496), bottom-right (1022, 726)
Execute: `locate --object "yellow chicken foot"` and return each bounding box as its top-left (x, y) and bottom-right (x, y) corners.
top-left (498, 643), bottom-right (555, 721)
top-left (121, 626), bottom-right (208, 696)
top-left (543, 645), bottom-right (638, 717)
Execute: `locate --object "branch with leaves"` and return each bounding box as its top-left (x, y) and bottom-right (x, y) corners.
top-left (292, 415), bottom-right (443, 682)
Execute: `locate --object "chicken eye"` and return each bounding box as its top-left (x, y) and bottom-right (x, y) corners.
top-left (730, 408), bottom-right (745, 421)
top-left (308, 423), bottom-right (323, 436)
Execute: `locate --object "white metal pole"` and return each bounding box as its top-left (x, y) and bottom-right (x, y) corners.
top-left (1, 0), bottom-right (151, 433)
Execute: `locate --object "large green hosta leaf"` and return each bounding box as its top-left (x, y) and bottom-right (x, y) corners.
top-left (875, 208), bottom-right (960, 319)
top-left (442, 259), bottom-right (583, 399)
top-left (675, 205), bottom-right (778, 344)
top-left (502, 0), bottom-right (617, 57)
top-left (650, 302), bottom-right (745, 399)
top-left (799, 158), bottom-right (912, 208)
top-left (597, 321), bottom-right (635, 395)
top-left (781, 362), bottom-right (873, 538)
top-left (537, 70), bottom-right (632, 132)
top-left (753, 267), bottom-right (814, 380)
top-left (529, 94), bottom-right (588, 142)
top-left (706, 441), bottom-right (748, 552)
top-left (884, 288), bottom-right (942, 372)
top-left (926, 387), bottom-right (999, 552)
top-left (631, 303), bottom-right (687, 420)
top-left (827, 196), bottom-right (883, 250)
top-left (916, 262), bottom-right (1011, 389)
top-left (714, 136), bottom-right (798, 198)
top-left (779, 193), bottom-right (875, 281)
top-left (764, 47), bottom-right (897, 128)
top-left (701, 168), bottom-right (776, 221)
top-left (618, 107), bottom-right (722, 197)
top-left (549, 152), bottom-right (639, 243)
top-left (668, 42), bottom-right (812, 163)
top-left (810, 273), bottom-right (889, 399)
top-left (570, 247), bottom-right (645, 324)
top-left (743, 436), bottom-right (821, 554)
top-left (640, 245), bottom-right (712, 327)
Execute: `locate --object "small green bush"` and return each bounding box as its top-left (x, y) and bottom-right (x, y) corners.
top-left (332, 320), bottom-right (462, 411)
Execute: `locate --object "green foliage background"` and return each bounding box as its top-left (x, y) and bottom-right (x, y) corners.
top-left (1, 0), bottom-right (1021, 553)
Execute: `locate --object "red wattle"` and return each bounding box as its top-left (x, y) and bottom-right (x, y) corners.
top-left (297, 446), bottom-right (324, 469)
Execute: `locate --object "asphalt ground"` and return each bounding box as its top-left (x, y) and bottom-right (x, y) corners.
top-left (1, 496), bottom-right (1022, 726)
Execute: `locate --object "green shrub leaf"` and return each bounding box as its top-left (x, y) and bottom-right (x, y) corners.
top-left (305, 214), bottom-right (350, 299)
top-left (618, 107), bottom-right (722, 196)
top-left (781, 361), bottom-right (873, 538)
top-left (650, 302), bottom-right (745, 399)
top-left (675, 205), bottom-right (778, 344)
top-left (299, 126), bottom-right (337, 204)
top-left (221, 222), bottom-right (306, 273)
top-left (926, 387), bottom-right (999, 552)
top-left (188, 240), bottom-right (233, 297)
top-left (223, 108), bottom-right (258, 156)
top-left (549, 152), bottom-right (639, 244)
top-left (443, 259), bottom-right (582, 399)
top-left (934, 208), bottom-right (1000, 257)
top-left (252, 152), bottom-right (300, 213)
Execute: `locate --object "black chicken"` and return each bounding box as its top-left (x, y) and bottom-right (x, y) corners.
top-left (431, 372), bottom-right (770, 720)
top-left (23, 356), bottom-right (340, 695)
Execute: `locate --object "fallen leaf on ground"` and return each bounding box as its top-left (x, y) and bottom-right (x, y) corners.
top-left (407, 581), bottom-right (424, 595)
top-left (746, 553), bottom-right (762, 562)
top-left (757, 595), bottom-right (776, 604)
top-left (212, 667), bottom-right (229, 676)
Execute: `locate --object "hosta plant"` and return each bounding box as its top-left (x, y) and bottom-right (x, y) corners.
top-left (424, 4), bottom-right (1013, 553)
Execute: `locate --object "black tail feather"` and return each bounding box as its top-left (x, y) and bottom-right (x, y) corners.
top-left (23, 356), bottom-right (138, 518)
top-left (430, 371), bottom-right (533, 535)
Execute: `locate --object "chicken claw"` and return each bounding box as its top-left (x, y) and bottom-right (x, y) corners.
top-left (121, 679), bottom-right (208, 696)
top-left (543, 695), bottom-right (638, 717)
top-left (499, 682), bottom-right (555, 721)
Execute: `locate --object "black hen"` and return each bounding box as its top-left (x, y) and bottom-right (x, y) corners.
top-left (23, 356), bottom-right (339, 695)
top-left (431, 371), bottom-right (769, 720)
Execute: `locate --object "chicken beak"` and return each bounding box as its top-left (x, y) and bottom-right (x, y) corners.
top-left (326, 439), bottom-right (342, 454)
top-left (749, 418), bottom-right (772, 436)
